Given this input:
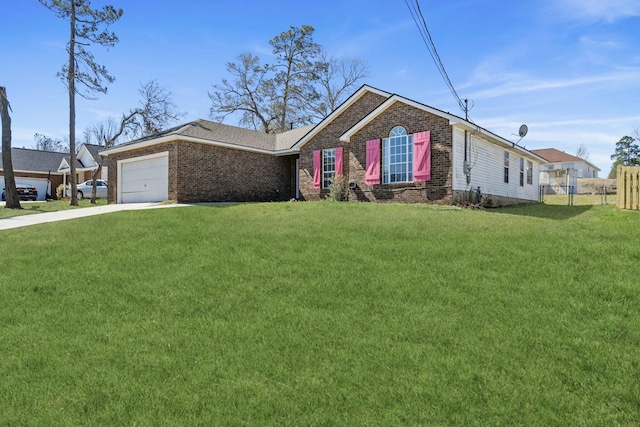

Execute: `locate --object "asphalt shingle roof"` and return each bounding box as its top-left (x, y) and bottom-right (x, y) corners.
top-left (531, 148), bottom-right (600, 171)
top-left (0, 147), bottom-right (67, 173)
top-left (111, 119), bottom-right (315, 153)
top-left (83, 143), bottom-right (108, 166)
top-left (531, 148), bottom-right (583, 163)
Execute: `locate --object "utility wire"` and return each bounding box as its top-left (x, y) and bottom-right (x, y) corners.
top-left (404, 0), bottom-right (468, 118)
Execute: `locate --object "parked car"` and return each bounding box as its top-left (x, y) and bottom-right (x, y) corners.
top-left (1, 184), bottom-right (38, 201)
top-left (77, 179), bottom-right (108, 199)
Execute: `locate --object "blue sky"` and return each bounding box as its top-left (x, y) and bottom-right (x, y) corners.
top-left (2, 0), bottom-right (639, 177)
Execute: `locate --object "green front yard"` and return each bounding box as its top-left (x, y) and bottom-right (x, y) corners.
top-left (0, 198), bottom-right (107, 219)
top-left (0, 202), bottom-right (638, 425)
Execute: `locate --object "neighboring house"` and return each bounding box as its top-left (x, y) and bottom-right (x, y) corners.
top-left (58, 143), bottom-right (108, 191)
top-left (0, 147), bottom-right (66, 200)
top-left (101, 85), bottom-right (545, 206)
top-left (532, 148), bottom-right (600, 194)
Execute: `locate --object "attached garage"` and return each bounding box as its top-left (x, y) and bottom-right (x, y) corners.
top-left (118, 152), bottom-right (168, 203)
top-left (0, 177), bottom-right (50, 201)
top-left (101, 120), bottom-right (310, 204)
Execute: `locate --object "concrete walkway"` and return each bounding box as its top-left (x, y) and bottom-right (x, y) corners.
top-left (0, 202), bottom-right (187, 231)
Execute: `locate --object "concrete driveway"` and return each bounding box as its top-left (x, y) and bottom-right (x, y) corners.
top-left (0, 202), bottom-right (185, 230)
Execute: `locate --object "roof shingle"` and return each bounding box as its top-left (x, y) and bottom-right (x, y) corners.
top-left (0, 147), bottom-right (67, 173)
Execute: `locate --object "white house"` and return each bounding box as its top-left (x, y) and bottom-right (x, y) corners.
top-left (532, 148), bottom-right (600, 194)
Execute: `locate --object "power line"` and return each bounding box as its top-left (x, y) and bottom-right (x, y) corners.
top-left (404, 0), bottom-right (468, 118)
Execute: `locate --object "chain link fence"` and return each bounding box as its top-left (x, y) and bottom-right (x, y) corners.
top-left (540, 179), bottom-right (616, 206)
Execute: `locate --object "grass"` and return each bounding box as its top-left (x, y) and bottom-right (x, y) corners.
top-left (0, 202), bottom-right (639, 425)
top-left (543, 193), bottom-right (616, 206)
top-left (0, 198), bottom-right (107, 219)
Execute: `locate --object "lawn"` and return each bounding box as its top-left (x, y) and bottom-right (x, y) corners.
top-left (542, 193), bottom-right (617, 206)
top-left (0, 202), bottom-right (638, 426)
top-left (0, 198), bottom-right (108, 219)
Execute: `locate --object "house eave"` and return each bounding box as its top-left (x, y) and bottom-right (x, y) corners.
top-left (340, 95), bottom-right (465, 143)
top-left (100, 134), bottom-right (278, 156)
top-left (291, 84), bottom-right (392, 150)
top-left (454, 123), bottom-right (547, 163)
top-left (2, 168), bottom-right (64, 175)
top-left (339, 94), bottom-right (545, 163)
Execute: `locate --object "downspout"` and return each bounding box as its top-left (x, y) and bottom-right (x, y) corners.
top-left (463, 99), bottom-right (470, 186)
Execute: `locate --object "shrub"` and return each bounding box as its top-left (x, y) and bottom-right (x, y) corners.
top-left (56, 183), bottom-right (69, 199)
top-left (325, 175), bottom-right (348, 202)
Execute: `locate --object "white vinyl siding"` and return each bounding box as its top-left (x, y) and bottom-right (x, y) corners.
top-left (451, 127), bottom-right (541, 202)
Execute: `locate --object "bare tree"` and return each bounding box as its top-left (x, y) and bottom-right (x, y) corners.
top-left (40, 0), bottom-right (123, 206)
top-left (575, 143), bottom-right (590, 161)
top-left (270, 25), bottom-right (322, 132)
top-left (210, 26), bottom-right (367, 134)
top-left (85, 80), bottom-right (183, 203)
top-left (1, 87), bottom-right (21, 209)
top-left (34, 133), bottom-right (67, 152)
top-left (311, 52), bottom-right (369, 121)
top-left (209, 53), bottom-right (276, 132)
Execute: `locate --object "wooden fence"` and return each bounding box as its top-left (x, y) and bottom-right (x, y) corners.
top-left (617, 166), bottom-right (640, 210)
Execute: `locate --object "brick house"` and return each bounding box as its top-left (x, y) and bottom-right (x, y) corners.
top-left (101, 121), bottom-right (312, 203)
top-left (101, 85), bottom-right (545, 206)
top-left (0, 147), bottom-right (66, 200)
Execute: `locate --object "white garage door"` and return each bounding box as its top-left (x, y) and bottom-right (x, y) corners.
top-left (119, 153), bottom-right (168, 203)
top-left (0, 177), bottom-right (49, 201)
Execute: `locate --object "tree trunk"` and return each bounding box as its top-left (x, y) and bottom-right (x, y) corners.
top-left (90, 163), bottom-right (102, 204)
top-left (0, 87), bottom-right (21, 209)
top-left (68, 1), bottom-right (78, 206)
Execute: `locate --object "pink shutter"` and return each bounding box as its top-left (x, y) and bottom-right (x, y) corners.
top-left (313, 150), bottom-right (321, 189)
top-left (365, 139), bottom-right (381, 185)
top-left (413, 131), bottom-right (431, 182)
top-left (335, 147), bottom-right (343, 176)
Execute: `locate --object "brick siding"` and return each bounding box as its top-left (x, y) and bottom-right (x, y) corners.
top-left (107, 140), bottom-right (295, 204)
top-left (299, 96), bottom-right (454, 204)
top-left (298, 91), bottom-right (388, 200)
top-left (176, 142), bottom-right (294, 203)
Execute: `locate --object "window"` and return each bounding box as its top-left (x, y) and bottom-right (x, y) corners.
top-left (526, 161), bottom-right (533, 185)
top-left (314, 147), bottom-right (343, 190)
top-left (519, 158), bottom-right (524, 186)
top-left (383, 126), bottom-right (413, 184)
top-left (504, 152), bottom-right (509, 183)
top-left (322, 148), bottom-right (336, 189)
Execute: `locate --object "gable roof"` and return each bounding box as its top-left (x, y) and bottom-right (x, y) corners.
top-left (339, 91), bottom-right (545, 163)
top-left (0, 147), bottom-right (67, 174)
top-left (531, 148), bottom-right (600, 171)
top-left (99, 84), bottom-right (544, 164)
top-left (290, 84), bottom-right (391, 151)
top-left (82, 143), bottom-right (108, 166)
top-left (101, 119), bottom-right (315, 156)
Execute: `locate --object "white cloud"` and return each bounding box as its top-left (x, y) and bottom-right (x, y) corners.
top-left (466, 68), bottom-right (639, 100)
top-left (551, 0), bottom-right (640, 23)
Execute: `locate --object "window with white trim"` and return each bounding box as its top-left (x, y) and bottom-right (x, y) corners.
top-left (322, 148), bottom-right (336, 189)
top-left (527, 161), bottom-right (533, 185)
top-left (519, 157), bottom-right (524, 186)
top-left (383, 126), bottom-right (413, 184)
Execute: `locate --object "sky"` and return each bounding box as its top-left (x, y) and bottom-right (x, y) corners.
top-left (1, 0), bottom-right (639, 177)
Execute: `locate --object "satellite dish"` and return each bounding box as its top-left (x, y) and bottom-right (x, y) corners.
top-left (519, 124), bottom-right (528, 138)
